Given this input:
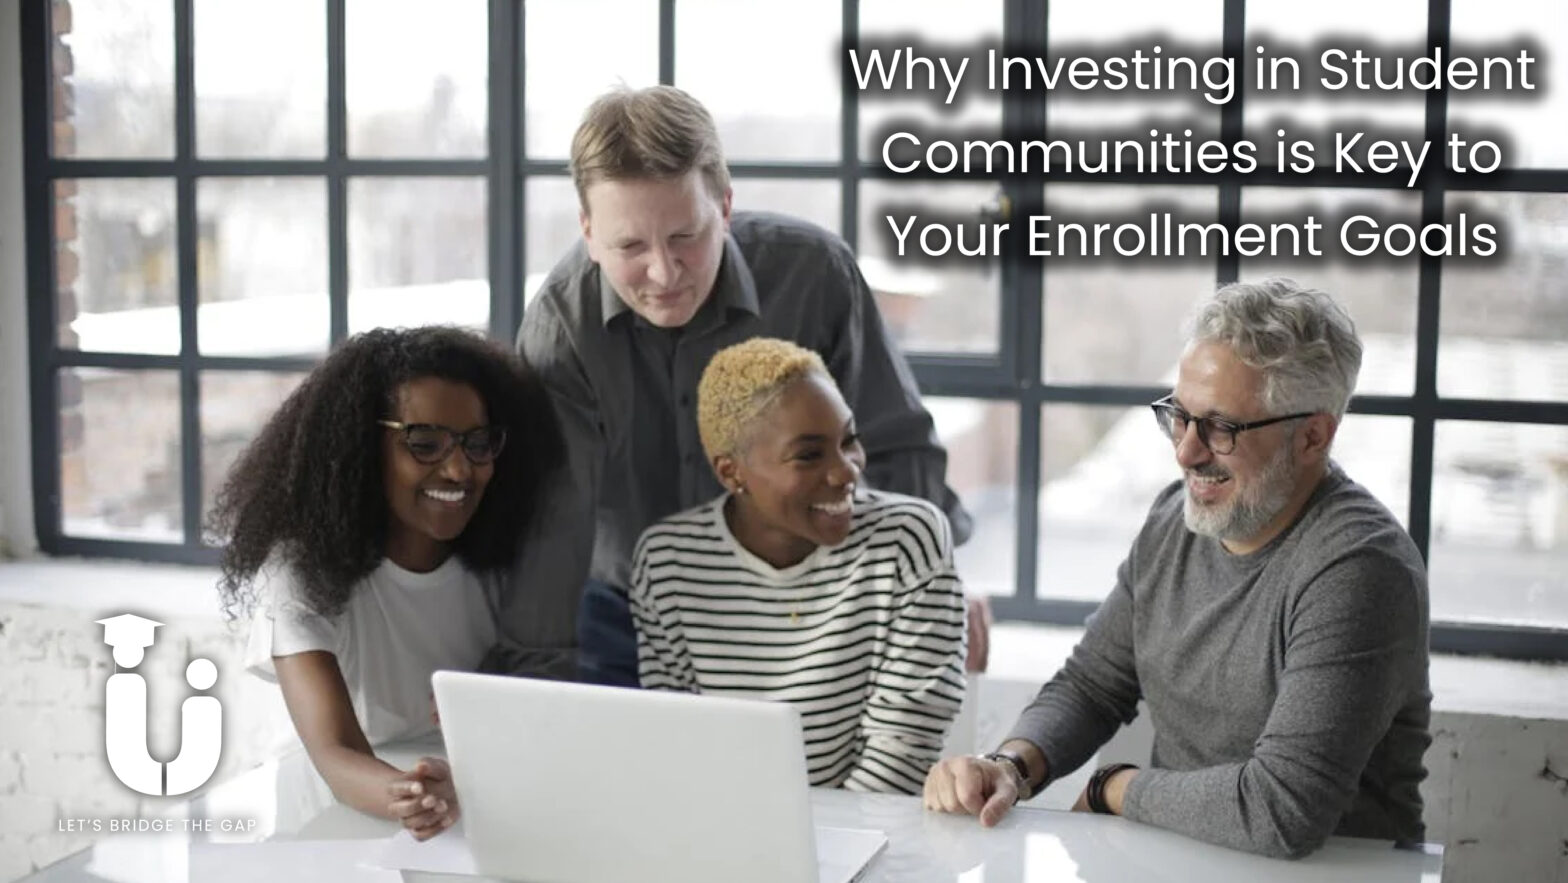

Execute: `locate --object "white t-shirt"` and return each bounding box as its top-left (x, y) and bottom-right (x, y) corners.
top-left (245, 554), bottom-right (498, 746)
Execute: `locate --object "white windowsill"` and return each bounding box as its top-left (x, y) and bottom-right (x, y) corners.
top-left (2, 556), bottom-right (1565, 722)
top-left (0, 556), bottom-right (228, 620)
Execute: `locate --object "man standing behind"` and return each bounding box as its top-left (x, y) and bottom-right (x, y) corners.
top-left (925, 279), bottom-right (1431, 859)
top-left (494, 85), bottom-right (973, 685)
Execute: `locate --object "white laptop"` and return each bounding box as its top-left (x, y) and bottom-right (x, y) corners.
top-left (431, 670), bottom-right (887, 883)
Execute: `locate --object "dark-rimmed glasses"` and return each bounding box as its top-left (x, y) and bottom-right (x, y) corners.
top-left (1150, 396), bottom-right (1314, 455)
top-left (378, 420), bottom-right (507, 465)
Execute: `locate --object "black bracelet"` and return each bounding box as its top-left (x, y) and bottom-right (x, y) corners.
top-left (1086, 763), bottom-right (1139, 815)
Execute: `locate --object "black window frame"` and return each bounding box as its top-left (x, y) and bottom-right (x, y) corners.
top-left (20, 0), bottom-right (1568, 660)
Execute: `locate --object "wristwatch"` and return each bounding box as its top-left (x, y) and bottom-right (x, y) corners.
top-left (980, 750), bottom-right (1035, 801)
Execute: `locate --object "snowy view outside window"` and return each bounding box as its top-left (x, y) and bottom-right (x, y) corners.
top-left (42, 0), bottom-right (1568, 630)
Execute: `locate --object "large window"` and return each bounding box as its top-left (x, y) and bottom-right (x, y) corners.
top-left (22, 0), bottom-right (1568, 659)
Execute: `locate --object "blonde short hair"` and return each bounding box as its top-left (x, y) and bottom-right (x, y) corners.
top-left (697, 338), bottom-right (830, 460)
top-left (569, 85), bottom-right (730, 211)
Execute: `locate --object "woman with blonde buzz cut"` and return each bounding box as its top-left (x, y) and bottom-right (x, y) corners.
top-left (629, 337), bottom-right (968, 795)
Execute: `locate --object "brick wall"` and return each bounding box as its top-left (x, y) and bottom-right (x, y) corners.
top-left (0, 603), bottom-right (288, 882)
top-left (53, 0), bottom-right (85, 530)
top-left (1, 0), bottom-right (33, 558)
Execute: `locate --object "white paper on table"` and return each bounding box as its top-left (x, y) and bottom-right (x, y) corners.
top-left (187, 839), bottom-right (399, 883)
top-left (369, 825), bottom-right (479, 876)
top-left (816, 826), bottom-right (890, 883)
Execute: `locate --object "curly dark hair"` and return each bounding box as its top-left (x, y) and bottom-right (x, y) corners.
top-left (210, 325), bottom-right (565, 620)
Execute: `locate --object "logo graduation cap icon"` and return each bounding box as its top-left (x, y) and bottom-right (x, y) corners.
top-left (97, 614), bottom-right (223, 796)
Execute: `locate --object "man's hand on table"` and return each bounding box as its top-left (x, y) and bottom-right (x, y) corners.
top-left (923, 755), bottom-right (1020, 828)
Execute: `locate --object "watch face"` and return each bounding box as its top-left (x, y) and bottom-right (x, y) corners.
top-left (984, 752), bottom-right (1031, 798)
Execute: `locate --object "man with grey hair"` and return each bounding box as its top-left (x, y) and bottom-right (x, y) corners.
top-left (924, 278), bottom-right (1432, 859)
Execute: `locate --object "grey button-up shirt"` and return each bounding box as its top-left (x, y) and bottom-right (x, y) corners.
top-left (491, 211), bottom-right (970, 678)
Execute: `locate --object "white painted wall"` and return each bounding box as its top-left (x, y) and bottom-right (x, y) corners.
top-left (0, 0), bottom-right (37, 558)
top-left (0, 590), bottom-right (289, 881)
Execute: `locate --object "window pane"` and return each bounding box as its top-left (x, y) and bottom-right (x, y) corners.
top-left (858, 0), bottom-right (1002, 162)
top-left (346, 0), bottom-right (486, 157)
top-left (1038, 408), bottom-right (1411, 602)
top-left (348, 178), bottom-right (488, 334)
top-left (677, 0), bottom-right (840, 161)
top-left (201, 371), bottom-right (310, 538)
top-left (858, 180), bottom-right (1001, 354)
top-left (52, 0), bottom-right (175, 158)
top-left (194, 0), bottom-right (326, 158)
top-left (1241, 187), bottom-right (1420, 396)
top-left (60, 368), bottom-right (181, 542)
top-left (198, 178), bottom-right (329, 356)
top-left (1245, 0), bottom-right (1427, 150)
top-left (930, 398), bottom-right (1017, 598)
top-left (730, 179), bottom-right (840, 236)
top-left (525, 1), bottom-right (658, 159)
top-left (58, 178), bottom-right (179, 355)
top-left (1439, 192), bottom-right (1568, 402)
top-left (1047, 0), bottom-right (1223, 137)
top-left (1431, 421), bottom-right (1568, 627)
top-left (1038, 403), bottom-right (1170, 602)
top-left (1333, 415), bottom-right (1412, 526)
top-left (525, 177), bottom-right (579, 310)
top-left (1449, 0), bottom-right (1568, 169)
top-left (1041, 185), bottom-right (1217, 385)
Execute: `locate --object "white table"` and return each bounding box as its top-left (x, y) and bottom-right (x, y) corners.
top-left (23, 743), bottom-right (1442, 883)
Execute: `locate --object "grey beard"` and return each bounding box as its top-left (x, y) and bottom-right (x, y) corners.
top-left (1183, 443), bottom-right (1297, 544)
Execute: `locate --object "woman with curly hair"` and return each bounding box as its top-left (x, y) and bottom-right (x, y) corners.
top-left (630, 337), bottom-right (968, 795)
top-left (210, 325), bottom-right (563, 840)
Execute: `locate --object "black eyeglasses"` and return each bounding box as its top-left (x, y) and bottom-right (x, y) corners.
top-left (378, 420), bottom-right (507, 465)
top-left (1149, 396), bottom-right (1314, 455)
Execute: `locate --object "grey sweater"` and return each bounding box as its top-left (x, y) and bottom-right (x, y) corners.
top-left (1008, 464), bottom-right (1431, 858)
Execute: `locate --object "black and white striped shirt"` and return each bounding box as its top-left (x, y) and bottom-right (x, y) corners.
top-left (630, 490), bottom-right (967, 795)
